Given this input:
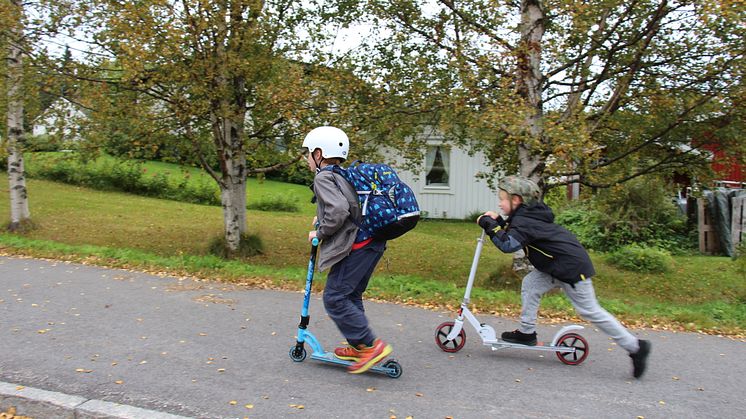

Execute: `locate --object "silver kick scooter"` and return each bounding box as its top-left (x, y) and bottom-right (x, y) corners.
top-left (434, 231), bottom-right (590, 365)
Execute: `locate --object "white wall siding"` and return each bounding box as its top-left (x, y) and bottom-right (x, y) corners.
top-left (393, 145), bottom-right (498, 220)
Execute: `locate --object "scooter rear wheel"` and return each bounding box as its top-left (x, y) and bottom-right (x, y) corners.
top-left (289, 345), bottom-right (307, 362)
top-left (555, 332), bottom-right (589, 365)
top-left (435, 321), bottom-right (466, 353)
top-left (383, 360), bottom-right (403, 378)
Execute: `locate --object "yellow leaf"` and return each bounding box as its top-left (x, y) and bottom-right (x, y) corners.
top-left (229, 401), bottom-right (237, 405)
top-left (114, 380), bottom-right (124, 384)
top-left (245, 404), bottom-right (254, 409)
top-left (75, 369), bottom-right (92, 373)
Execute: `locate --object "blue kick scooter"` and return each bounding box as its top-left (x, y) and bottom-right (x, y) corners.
top-left (289, 238), bottom-right (403, 378)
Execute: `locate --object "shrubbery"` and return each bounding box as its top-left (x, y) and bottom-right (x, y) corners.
top-left (247, 194), bottom-right (300, 212)
top-left (28, 155), bottom-right (220, 206)
top-left (605, 244), bottom-right (673, 273)
top-left (555, 176), bottom-right (694, 253)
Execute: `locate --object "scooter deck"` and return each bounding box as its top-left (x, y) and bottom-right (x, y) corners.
top-left (485, 340), bottom-right (576, 353)
top-left (310, 351), bottom-right (398, 375)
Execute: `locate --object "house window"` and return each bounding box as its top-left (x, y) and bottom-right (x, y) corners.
top-left (425, 145), bottom-right (450, 187)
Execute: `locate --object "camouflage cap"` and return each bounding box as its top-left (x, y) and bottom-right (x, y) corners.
top-left (498, 175), bottom-right (541, 205)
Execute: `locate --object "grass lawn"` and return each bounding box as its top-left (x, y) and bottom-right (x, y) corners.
top-left (1, 163), bottom-right (745, 337)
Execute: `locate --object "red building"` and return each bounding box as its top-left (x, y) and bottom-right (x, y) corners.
top-left (704, 144), bottom-right (744, 185)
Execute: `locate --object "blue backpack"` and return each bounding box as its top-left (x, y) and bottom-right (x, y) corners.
top-left (329, 161), bottom-right (420, 241)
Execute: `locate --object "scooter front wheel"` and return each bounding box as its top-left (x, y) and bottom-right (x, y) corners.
top-left (555, 332), bottom-right (589, 365)
top-left (435, 321), bottom-right (466, 353)
top-left (289, 345), bottom-right (307, 362)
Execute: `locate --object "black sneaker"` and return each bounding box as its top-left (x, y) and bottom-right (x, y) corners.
top-left (501, 329), bottom-right (537, 346)
top-left (630, 339), bottom-right (651, 378)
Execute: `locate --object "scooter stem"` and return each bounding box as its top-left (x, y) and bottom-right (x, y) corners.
top-left (462, 231), bottom-right (485, 305)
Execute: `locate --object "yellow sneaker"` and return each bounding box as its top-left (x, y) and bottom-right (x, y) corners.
top-left (347, 339), bottom-right (392, 374)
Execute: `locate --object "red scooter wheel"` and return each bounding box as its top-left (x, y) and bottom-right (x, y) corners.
top-left (555, 332), bottom-right (589, 365)
top-left (435, 321), bottom-right (466, 353)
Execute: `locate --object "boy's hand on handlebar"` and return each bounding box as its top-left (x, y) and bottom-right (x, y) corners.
top-left (478, 212), bottom-right (506, 236)
top-left (308, 230), bottom-right (317, 243)
top-left (478, 211), bottom-right (505, 226)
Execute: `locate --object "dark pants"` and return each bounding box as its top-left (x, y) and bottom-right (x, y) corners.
top-left (323, 240), bottom-right (385, 347)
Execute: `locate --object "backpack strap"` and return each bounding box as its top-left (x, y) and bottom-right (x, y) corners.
top-left (319, 165), bottom-right (370, 235)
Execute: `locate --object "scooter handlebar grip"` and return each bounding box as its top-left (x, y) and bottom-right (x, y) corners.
top-left (312, 237), bottom-right (319, 246)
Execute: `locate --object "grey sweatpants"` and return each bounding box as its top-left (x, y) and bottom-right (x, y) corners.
top-left (518, 270), bottom-right (640, 353)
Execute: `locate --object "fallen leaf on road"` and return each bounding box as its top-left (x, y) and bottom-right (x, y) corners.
top-left (229, 401), bottom-right (237, 405)
top-left (114, 380), bottom-right (124, 385)
top-left (75, 369), bottom-right (92, 373)
top-left (245, 404), bottom-right (253, 409)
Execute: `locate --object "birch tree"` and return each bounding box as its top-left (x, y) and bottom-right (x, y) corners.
top-left (2, 0), bottom-right (31, 231)
top-left (63, 0), bottom-right (353, 252)
top-left (354, 0), bottom-right (745, 190)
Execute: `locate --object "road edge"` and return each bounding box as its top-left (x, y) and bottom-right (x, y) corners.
top-left (0, 381), bottom-right (192, 419)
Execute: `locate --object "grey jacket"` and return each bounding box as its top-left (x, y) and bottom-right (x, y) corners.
top-left (313, 169), bottom-right (361, 272)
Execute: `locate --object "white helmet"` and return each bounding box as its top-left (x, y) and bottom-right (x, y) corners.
top-left (302, 126), bottom-right (349, 160)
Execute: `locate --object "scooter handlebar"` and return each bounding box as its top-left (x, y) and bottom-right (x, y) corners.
top-left (312, 237), bottom-right (319, 246)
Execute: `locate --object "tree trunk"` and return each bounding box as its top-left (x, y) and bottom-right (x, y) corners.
top-left (215, 114), bottom-right (247, 253)
top-left (517, 0), bottom-right (546, 183)
top-left (512, 1), bottom-right (546, 271)
top-left (6, 0), bottom-right (31, 231)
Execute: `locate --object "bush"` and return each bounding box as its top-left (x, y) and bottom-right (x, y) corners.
top-left (28, 154), bottom-right (221, 206)
top-left (248, 194), bottom-right (300, 212)
top-left (26, 135), bottom-right (62, 152)
top-left (555, 176), bottom-right (694, 253)
top-left (208, 233), bottom-right (264, 259)
top-left (605, 244), bottom-right (673, 273)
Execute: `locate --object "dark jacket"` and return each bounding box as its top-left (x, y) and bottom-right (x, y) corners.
top-left (487, 203), bottom-right (595, 284)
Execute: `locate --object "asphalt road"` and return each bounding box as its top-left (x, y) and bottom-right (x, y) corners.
top-left (1, 255), bottom-right (744, 418)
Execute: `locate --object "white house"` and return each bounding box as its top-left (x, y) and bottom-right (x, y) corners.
top-left (388, 132), bottom-right (498, 220)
